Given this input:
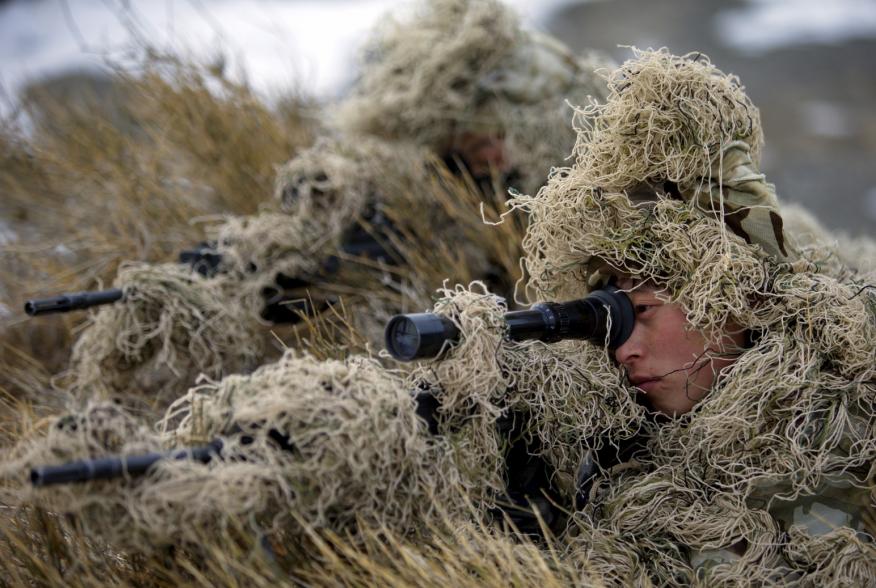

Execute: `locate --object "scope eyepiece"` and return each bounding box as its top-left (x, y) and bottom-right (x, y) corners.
top-left (384, 285), bottom-right (635, 362)
top-left (586, 286), bottom-right (636, 349)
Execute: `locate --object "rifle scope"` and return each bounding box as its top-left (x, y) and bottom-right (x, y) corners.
top-left (384, 285), bottom-right (635, 362)
top-left (24, 288), bottom-right (124, 316)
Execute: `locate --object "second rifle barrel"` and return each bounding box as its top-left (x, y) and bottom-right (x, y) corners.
top-left (30, 440), bottom-right (223, 487)
top-left (24, 288), bottom-right (124, 316)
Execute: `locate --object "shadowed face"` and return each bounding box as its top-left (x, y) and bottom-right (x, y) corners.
top-left (448, 131), bottom-right (510, 179)
top-left (613, 279), bottom-right (746, 417)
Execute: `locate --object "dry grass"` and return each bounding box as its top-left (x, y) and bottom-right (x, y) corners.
top-left (4, 52), bottom-right (314, 285)
top-left (292, 517), bottom-right (604, 588)
top-left (0, 52), bottom-right (316, 405)
top-left (0, 503), bottom-right (606, 587)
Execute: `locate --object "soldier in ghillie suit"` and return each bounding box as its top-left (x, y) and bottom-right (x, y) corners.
top-left (501, 47), bottom-right (876, 583)
top-left (333, 0), bottom-right (611, 197)
top-left (59, 0), bottom-right (613, 412)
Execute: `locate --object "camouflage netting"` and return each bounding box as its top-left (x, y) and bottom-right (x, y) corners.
top-left (498, 48), bottom-right (876, 584)
top-left (4, 352), bottom-right (478, 554)
top-left (68, 262), bottom-right (263, 410)
top-left (337, 0), bottom-right (613, 195)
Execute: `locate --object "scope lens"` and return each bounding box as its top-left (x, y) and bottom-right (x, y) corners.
top-left (385, 316), bottom-right (420, 361)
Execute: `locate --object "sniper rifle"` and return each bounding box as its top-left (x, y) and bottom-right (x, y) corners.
top-left (24, 216), bottom-right (400, 324)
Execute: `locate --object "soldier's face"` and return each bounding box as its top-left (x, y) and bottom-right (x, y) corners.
top-left (613, 279), bottom-right (746, 416)
top-left (449, 131), bottom-right (510, 178)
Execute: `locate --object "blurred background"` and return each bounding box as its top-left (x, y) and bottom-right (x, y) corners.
top-left (1, 0), bottom-right (875, 236)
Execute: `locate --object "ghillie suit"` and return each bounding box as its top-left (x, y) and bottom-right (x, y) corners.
top-left (1, 397), bottom-right (608, 587)
top-left (212, 135), bottom-right (524, 345)
top-left (2, 353), bottom-right (479, 559)
top-left (65, 262), bottom-right (263, 411)
top-left (780, 202), bottom-right (876, 279)
top-left (499, 48), bottom-right (876, 585)
top-left (337, 0), bottom-right (612, 197)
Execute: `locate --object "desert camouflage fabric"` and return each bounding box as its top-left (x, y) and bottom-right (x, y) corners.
top-left (687, 140), bottom-right (798, 263)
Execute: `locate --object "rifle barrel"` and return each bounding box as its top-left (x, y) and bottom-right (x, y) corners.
top-left (30, 440), bottom-right (223, 487)
top-left (24, 288), bottom-right (124, 316)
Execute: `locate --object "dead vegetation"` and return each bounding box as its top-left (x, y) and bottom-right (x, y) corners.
top-left (0, 51), bottom-right (316, 408)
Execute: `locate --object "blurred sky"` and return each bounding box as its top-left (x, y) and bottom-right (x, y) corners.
top-left (2, 0), bottom-right (874, 100)
top-left (1, 0), bottom-right (876, 233)
top-left (0, 0), bottom-right (579, 103)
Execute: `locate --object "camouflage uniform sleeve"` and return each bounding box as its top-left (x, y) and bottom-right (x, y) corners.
top-left (689, 140), bottom-right (799, 263)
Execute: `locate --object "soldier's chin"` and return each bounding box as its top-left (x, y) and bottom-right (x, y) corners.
top-left (636, 382), bottom-right (684, 416)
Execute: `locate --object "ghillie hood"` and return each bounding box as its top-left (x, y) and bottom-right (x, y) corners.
top-left (336, 0), bottom-right (613, 194)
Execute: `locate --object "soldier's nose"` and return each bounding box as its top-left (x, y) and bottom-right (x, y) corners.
top-left (614, 328), bottom-right (643, 366)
